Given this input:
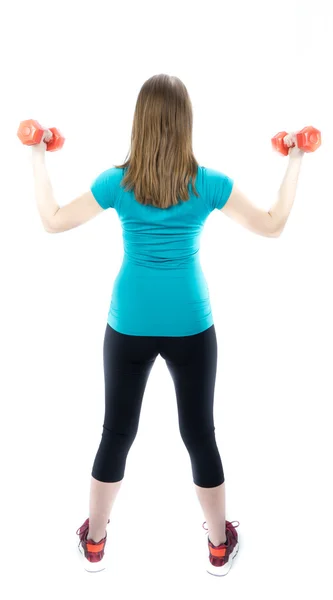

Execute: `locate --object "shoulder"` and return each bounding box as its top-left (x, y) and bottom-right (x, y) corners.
top-left (91, 167), bottom-right (125, 210)
top-left (91, 166), bottom-right (125, 194)
top-left (95, 166), bottom-right (124, 182)
top-left (199, 166), bottom-right (234, 211)
top-left (200, 165), bottom-right (228, 181)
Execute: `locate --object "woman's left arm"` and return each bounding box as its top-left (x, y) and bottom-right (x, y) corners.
top-left (31, 137), bottom-right (104, 233)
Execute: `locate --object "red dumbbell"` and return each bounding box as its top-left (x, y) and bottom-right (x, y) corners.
top-left (271, 126), bottom-right (321, 156)
top-left (17, 119), bottom-right (65, 151)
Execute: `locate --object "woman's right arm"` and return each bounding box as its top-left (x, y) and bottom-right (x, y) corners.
top-left (221, 151), bottom-right (304, 238)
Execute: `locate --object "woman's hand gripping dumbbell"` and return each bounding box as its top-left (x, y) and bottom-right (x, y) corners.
top-left (17, 119), bottom-right (65, 152)
top-left (271, 126), bottom-right (321, 157)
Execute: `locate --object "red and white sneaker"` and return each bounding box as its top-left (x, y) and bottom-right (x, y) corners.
top-left (203, 520), bottom-right (240, 576)
top-left (76, 518), bottom-right (110, 572)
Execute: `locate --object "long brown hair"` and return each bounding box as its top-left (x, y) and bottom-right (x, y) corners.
top-left (114, 74), bottom-right (200, 209)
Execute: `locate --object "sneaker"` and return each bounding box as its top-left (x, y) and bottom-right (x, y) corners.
top-left (76, 518), bottom-right (110, 572)
top-left (202, 520), bottom-right (240, 576)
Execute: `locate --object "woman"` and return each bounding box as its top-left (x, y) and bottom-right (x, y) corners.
top-left (31, 74), bottom-right (304, 576)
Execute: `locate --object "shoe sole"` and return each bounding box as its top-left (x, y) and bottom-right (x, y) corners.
top-left (206, 541), bottom-right (239, 577)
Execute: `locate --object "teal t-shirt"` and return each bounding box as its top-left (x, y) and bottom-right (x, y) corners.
top-left (90, 165), bottom-right (233, 336)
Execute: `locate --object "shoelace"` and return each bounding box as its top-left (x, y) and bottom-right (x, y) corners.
top-left (76, 518), bottom-right (110, 548)
top-left (202, 520), bottom-right (240, 543)
top-left (202, 520), bottom-right (240, 531)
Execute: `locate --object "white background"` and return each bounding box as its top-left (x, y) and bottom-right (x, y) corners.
top-left (1, 0), bottom-right (332, 597)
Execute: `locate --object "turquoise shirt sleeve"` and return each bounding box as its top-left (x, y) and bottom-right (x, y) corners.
top-left (90, 168), bottom-right (119, 210)
top-left (206, 168), bottom-right (234, 211)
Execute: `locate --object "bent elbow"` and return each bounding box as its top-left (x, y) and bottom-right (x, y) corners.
top-left (267, 214), bottom-right (284, 238)
top-left (44, 222), bottom-right (59, 233)
top-left (43, 215), bottom-right (62, 233)
top-left (268, 225), bottom-right (283, 238)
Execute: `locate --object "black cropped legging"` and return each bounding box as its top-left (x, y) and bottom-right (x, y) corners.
top-left (91, 323), bottom-right (224, 488)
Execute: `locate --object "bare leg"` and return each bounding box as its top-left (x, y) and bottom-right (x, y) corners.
top-left (87, 477), bottom-right (123, 542)
top-left (194, 482), bottom-right (227, 546)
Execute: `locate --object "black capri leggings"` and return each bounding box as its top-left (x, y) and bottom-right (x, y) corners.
top-left (91, 323), bottom-right (224, 488)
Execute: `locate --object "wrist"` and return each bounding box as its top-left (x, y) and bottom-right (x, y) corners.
top-left (31, 149), bottom-right (46, 163)
top-left (31, 153), bottom-right (46, 170)
top-left (288, 151), bottom-right (304, 162)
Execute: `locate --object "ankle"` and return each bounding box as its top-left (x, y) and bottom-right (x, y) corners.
top-left (209, 536), bottom-right (227, 547)
top-left (87, 531), bottom-right (106, 543)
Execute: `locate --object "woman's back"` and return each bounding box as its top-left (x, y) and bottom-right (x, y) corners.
top-left (91, 165), bottom-right (234, 336)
